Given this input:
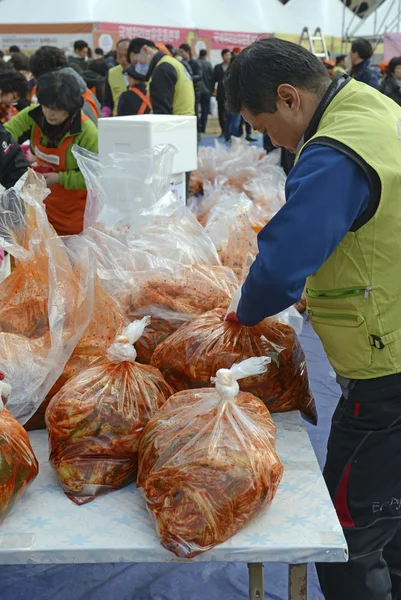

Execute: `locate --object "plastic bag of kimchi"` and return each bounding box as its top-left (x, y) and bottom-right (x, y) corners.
top-left (123, 262), bottom-right (238, 364)
top-left (0, 378), bottom-right (39, 524)
top-left (205, 193), bottom-right (258, 282)
top-left (137, 357), bottom-right (283, 558)
top-left (46, 317), bottom-right (173, 505)
top-left (46, 276), bottom-right (125, 401)
top-left (0, 172), bottom-right (95, 425)
top-left (83, 229), bottom-right (238, 364)
top-left (151, 307), bottom-right (317, 424)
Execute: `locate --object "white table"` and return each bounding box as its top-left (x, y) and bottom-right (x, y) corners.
top-left (0, 412), bottom-right (347, 599)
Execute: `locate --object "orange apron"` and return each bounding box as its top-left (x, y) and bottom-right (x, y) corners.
top-left (33, 117), bottom-right (88, 236)
top-left (82, 88), bottom-right (100, 119)
top-left (129, 86), bottom-right (152, 115)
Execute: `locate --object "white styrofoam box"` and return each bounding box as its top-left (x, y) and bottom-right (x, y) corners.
top-left (99, 115), bottom-right (197, 174)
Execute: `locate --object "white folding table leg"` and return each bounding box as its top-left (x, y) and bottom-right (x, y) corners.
top-left (289, 564), bottom-right (307, 599)
top-left (248, 563), bottom-right (264, 600)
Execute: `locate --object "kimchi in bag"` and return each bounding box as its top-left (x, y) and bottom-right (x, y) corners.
top-left (84, 230), bottom-right (238, 364)
top-left (0, 172), bottom-right (95, 425)
top-left (151, 303), bottom-right (317, 424)
top-left (138, 358), bottom-right (283, 558)
top-left (0, 377), bottom-right (39, 524)
top-left (46, 317), bottom-right (173, 505)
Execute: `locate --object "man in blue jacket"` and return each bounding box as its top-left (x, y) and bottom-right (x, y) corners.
top-left (225, 37), bottom-right (401, 600)
top-left (350, 38), bottom-right (380, 89)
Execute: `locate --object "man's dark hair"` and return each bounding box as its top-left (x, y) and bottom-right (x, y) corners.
top-left (9, 52), bottom-right (29, 72)
top-left (336, 54), bottom-right (347, 65)
top-left (29, 46), bottom-right (67, 79)
top-left (74, 40), bottom-right (89, 52)
top-left (225, 38), bottom-right (330, 115)
top-left (37, 71), bottom-right (84, 114)
top-left (165, 44), bottom-right (174, 55)
top-left (9, 45), bottom-right (20, 54)
top-left (0, 71), bottom-right (29, 99)
top-left (94, 47), bottom-right (104, 56)
top-left (87, 58), bottom-right (109, 77)
top-left (127, 38), bottom-right (156, 59)
top-left (179, 43), bottom-right (192, 57)
top-left (199, 49), bottom-right (208, 58)
top-left (116, 38), bottom-right (130, 47)
top-left (221, 48), bottom-right (230, 58)
top-left (351, 39), bottom-right (373, 60)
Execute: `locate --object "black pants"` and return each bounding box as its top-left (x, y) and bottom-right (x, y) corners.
top-left (217, 100), bottom-right (226, 135)
top-left (317, 373), bottom-right (401, 600)
top-left (199, 93), bottom-right (211, 133)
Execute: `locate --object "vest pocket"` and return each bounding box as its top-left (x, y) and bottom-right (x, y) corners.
top-left (306, 307), bottom-right (373, 373)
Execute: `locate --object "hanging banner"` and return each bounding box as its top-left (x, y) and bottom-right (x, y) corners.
top-left (384, 33), bottom-right (401, 61)
top-left (96, 23), bottom-right (268, 51)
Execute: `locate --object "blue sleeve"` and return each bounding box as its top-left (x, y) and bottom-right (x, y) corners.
top-left (237, 145), bottom-right (371, 326)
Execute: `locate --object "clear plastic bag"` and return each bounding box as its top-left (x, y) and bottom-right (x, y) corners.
top-left (0, 394), bottom-right (39, 524)
top-left (0, 172), bottom-right (95, 424)
top-left (137, 358), bottom-right (283, 558)
top-left (46, 317), bottom-right (173, 505)
top-left (84, 228), bottom-right (239, 364)
top-left (189, 139), bottom-right (265, 197)
top-left (151, 306), bottom-right (317, 424)
top-left (243, 168), bottom-right (286, 223)
top-left (205, 193), bottom-right (258, 282)
top-left (122, 262), bottom-right (238, 364)
top-left (73, 144), bottom-right (176, 231)
top-left (123, 192), bottom-right (221, 266)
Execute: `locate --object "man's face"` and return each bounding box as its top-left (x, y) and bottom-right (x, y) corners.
top-left (179, 48), bottom-right (190, 62)
top-left (223, 51), bottom-right (231, 64)
top-left (117, 42), bottom-right (129, 68)
top-left (340, 57), bottom-right (348, 69)
top-left (76, 47), bottom-right (88, 58)
top-left (241, 85), bottom-right (308, 154)
top-left (350, 50), bottom-right (359, 66)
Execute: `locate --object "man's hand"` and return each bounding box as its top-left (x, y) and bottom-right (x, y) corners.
top-left (43, 172), bottom-right (60, 187)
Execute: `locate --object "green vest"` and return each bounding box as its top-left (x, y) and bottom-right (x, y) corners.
top-left (108, 65), bottom-right (127, 116)
top-left (299, 78), bottom-right (401, 379)
top-left (150, 55), bottom-right (195, 116)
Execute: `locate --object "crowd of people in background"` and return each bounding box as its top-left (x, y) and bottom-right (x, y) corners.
top-left (0, 34), bottom-right (399, 237)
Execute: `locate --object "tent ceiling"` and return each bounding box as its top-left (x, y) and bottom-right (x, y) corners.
top-left (0, 0), bottom-right (302, 34)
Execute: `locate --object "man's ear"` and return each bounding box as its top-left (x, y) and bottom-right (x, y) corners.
top-left (276, 84), bottom-right (299, 110)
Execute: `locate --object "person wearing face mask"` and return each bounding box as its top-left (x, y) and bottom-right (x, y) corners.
top-left (226, 38), bottom-right (401, 600)
top-left (102, 39), bottom-right (130, 117)
top-left (127, 37), bottom-right (195, 116)
top-left (5, 71), bottom-right (98, 236)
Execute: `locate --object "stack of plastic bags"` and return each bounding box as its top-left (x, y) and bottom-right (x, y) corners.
top-left (46, 317), bottom-right (173, 505)
top-left (138, 358), bottom-right (283, 558)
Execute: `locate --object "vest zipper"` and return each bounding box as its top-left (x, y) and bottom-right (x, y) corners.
top-left (306, 286), bottom-right (373, 301)
top-left (306, 310), bottom-right (359, 324)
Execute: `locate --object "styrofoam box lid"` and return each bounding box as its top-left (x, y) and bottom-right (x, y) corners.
top-left (99, 115), bottom-right (198, 174)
